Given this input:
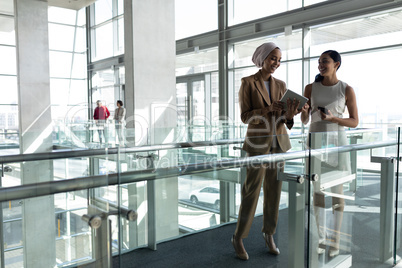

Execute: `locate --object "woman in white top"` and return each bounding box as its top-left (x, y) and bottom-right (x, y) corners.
top-left (301, 50), bottom-right (358, 257)
top-left (114, 100), bottom-right (126, 146)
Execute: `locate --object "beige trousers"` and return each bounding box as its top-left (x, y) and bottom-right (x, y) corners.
top-left (234, 146), bottom-right (284, 238)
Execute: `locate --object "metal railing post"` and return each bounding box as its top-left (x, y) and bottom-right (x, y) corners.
top-left (146, 154), bottom-right (157, 250)
top-left (371, 156), bottom-right (396, 263)
top-left (279, 172), bottom-right (309, 267)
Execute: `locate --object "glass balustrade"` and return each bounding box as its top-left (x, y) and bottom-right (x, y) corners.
top-left (0, 126), bottom-right (401, 267)
top-left (306, 127), bottom-right (400, 267)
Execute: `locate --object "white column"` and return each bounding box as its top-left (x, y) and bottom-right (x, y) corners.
top-left (14, 0), bottom-right (56, 267)
top-left (124, 0), bottom-right (179, 244)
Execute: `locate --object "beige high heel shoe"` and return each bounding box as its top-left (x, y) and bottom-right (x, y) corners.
top-left (231, 235), bottom-right (249, 260)
top-left (262, 233), bottom-right (280, 255)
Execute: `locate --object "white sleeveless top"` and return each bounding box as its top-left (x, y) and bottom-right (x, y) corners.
top-left (308, 80), bottom-right (350, 172)
top-left (309, 80), bottom-right (347, 133)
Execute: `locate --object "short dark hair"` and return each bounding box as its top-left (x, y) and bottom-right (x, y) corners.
top-left (117, 100), bottom-right (123, 106)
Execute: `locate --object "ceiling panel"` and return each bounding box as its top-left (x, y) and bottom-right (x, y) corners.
top-left (48, 0), bottom-right (96, 10)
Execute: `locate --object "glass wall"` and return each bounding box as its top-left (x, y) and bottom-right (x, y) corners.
top-left (90, 66), bottom-right (125, 128)
top-left (228, 0), bottom-right (330, 26)
top-left (175, 0), bottom-right (217, 40)
top-left (90, 0), bottom-right (124, 61)
top-left (176, 4), bottom-right (402, 133)
top-left (176, 47), bottom-right (219, 128)
top-left (0, 0), bottom-right (18, 146)
top-left (48, 6), bottom-right (89, 148)
top-left (309, 8), bottom-right (402, 127)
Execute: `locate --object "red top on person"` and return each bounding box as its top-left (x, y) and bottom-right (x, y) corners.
top-left (93, 100), bottom-right (110, 120)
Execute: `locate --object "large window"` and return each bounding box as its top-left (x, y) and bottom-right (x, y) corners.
top-left (309, 8), bottom-right (402, 127)
top-left (228, 0), bottom-right (329, 26)
top-left (176, 47), bottom-right (219, 127)
top-left (91, 66), bottom-right (125, 114)
top-left (90, 0), bottom-right (124, 61)
top-left (89, 0), bottom-right (125, 129)
top-left (177, 5), bottom-right (402, 132)
top-left (175, 0), bottom-right (217, 40)
top-left (0, 1), bottom-right (18, 137)
top-left (48, 7), bottom-right (88, 125)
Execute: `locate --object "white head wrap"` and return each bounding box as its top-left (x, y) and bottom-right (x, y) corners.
top-left (252, 42), bottom-right (280, 68)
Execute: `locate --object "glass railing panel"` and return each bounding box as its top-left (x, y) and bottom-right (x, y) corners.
top-left (4, 125), bottom-right (401, 267)
top-left (307, 128), bottom-right (398, 267)
top-left (307, 130), bottom-right (353, 267)
top-left (53, 120), bottom-right (135, 149)
top-left (113, 132), bottom-right (310, 265)
top-left (4, 248), bottom-right (23, 267)
top-left (2, 193), bottom-right (93, 267)
top-left (0, 128), bottom-right (112, 267)
top-left (55, 206), bottom-right (92, 265)
top-left (116, 181), bottom-right (148, 253)
top-left (0, 129), bottom-right (19, 150)
top-left (179, 176), bottom-right (217, 230)
top-left (394, 126), bottom-right (402, 266)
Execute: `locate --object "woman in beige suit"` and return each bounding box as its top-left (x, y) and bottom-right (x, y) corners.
top-left (114, 100), bottom-right (126, 146)
top-left (232, 42), bottom-right (304, 260)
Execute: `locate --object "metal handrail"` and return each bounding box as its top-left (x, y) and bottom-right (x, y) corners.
top-left (0, 139), bottom-right (396, 203)
top-left (0, 139), bottom-right (244, 164)
top-left (0, 128), bottom-right (382, 164)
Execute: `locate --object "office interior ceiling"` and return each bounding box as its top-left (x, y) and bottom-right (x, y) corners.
top-left (0, 0), bottom-right (95, 13)
top-left (48, 0), bottom-right (96, 10)
top-left (0, 0), bottom-right (95, 31)
top-left (311, 10), bottom-right (402, 46)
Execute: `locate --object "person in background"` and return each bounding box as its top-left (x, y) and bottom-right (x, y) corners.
top-left (301, 50), bottom-right (358, 257)
top-left (93, 100), bottom-right (110, 145)
top-left (232, 42), bottom-right (304, 260)
top-left (114, 100), bottom-right (126, 146)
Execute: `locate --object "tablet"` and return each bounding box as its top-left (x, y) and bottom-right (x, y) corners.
top-left (280, 89), bottom-right (308, 110)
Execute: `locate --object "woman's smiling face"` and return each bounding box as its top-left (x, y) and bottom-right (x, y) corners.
top-left (318, 53), bottom-right (340, 76)
top-left (262, 48), bottom-right (282, 74)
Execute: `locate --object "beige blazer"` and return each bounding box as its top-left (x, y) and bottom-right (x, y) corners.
top-left (239, 70), bottom-right (292, 154)
top-left (114, 107), bottom-right (126, 123)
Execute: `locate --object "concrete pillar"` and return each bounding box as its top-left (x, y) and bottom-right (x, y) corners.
top-left (14, 0), bottom-right (56, 267)
top-left (124, 0), bottom-right (179, 245)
